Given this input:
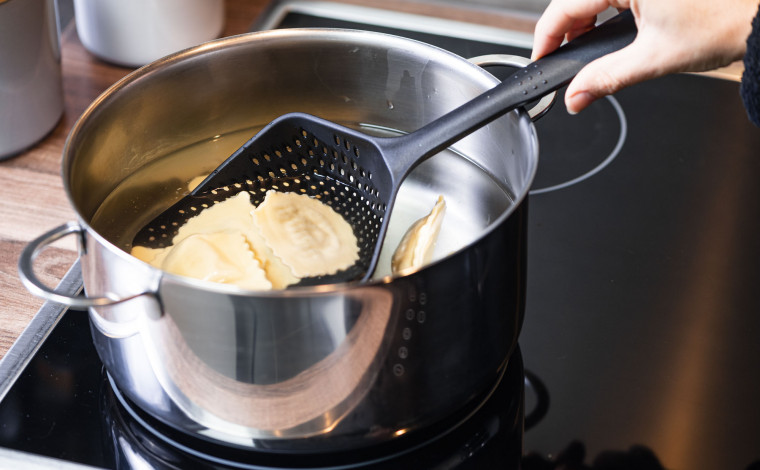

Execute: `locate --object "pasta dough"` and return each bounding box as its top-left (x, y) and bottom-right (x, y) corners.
top-left (131, 190), bottom-right (358, 289)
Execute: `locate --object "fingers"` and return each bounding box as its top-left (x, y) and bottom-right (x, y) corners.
top-left (563, 36), bottom-right (663, 113)
top-left (532, 0), bottom-right (760, 114)
top-left (532, 0), bottom-right (630, 60)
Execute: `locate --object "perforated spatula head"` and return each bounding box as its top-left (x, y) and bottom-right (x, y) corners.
top-left (132, 113), bottom-right (396, 285)
top-left (132, 11), bottom-right (637, 286)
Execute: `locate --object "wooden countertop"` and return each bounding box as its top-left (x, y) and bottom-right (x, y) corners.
top-left (0, 0), bottom-right (537, 362)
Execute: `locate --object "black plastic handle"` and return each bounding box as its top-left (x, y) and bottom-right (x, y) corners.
top-left (383, 10), bottom-right (637, 179)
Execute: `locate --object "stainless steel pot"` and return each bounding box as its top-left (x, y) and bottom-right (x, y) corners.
top-left (19, 29), bottom-right (547, 451)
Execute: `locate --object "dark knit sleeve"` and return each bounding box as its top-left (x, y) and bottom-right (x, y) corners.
top-left (740, 4), bottom-right (760, 127)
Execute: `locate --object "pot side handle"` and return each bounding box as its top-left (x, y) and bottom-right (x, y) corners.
top-left (18, 222), bottom-right (149, 309)
top-left (469, 54), bottom-right (557, 121)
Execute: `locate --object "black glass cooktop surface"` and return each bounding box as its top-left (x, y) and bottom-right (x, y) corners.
top-left (0, 307), bottom-right (527, 469)
top-left (3, 3), bottom-right (760, 469)
top-left (255, 7), bottom-right (760, 467)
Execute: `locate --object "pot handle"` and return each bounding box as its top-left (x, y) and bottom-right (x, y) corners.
top-left (18, 222), bottom-right (149, 309)
top-left (469, 54), bottom-right (557, 121)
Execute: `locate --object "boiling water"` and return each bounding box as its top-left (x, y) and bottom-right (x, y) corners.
top-left (90, 126), bottom-right (515, 279)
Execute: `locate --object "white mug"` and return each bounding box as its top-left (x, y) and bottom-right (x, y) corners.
top-left (73, 0), bottom-right (225, 68)
top-left (0, 0), bottom-right (64, 160)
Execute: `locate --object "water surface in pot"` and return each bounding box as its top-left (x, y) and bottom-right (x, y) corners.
top-left (89, 122), bottom-right (516, 280)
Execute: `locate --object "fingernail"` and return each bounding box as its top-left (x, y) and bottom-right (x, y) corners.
top-left (566, 91), bottom-right (594, 115)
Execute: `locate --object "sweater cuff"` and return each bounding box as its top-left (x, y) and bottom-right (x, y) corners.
top-left (741, 3), bottom-right (760, 127)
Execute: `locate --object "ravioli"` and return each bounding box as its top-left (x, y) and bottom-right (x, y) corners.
top-left (253, 190), bottom-right (359, 278)
top-left (131, 190), bottom-right (358, 289)
top-left (391, 195), bottom-right (446, 274)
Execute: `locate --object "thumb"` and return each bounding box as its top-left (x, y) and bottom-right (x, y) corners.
top-left (564, 38), bottom-right (662, 114)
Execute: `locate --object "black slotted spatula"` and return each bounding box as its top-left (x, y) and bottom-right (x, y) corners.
top-left (133, 11), bottom-right (637, 286)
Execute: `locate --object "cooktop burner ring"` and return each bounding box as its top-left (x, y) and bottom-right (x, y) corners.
top-left (529, 95), bottom-right (627, 195)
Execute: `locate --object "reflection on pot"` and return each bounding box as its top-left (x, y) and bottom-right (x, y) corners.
top-left (143, 287), bottom-right (394, 435)
top-left (100, 348), bottom-right (527, 469)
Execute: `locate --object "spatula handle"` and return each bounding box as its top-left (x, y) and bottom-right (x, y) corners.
top-left (383, 10), bottom-right (637, 179)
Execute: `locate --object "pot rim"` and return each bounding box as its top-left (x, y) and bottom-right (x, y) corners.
top-left (62, 27), bottom-right (539, 297)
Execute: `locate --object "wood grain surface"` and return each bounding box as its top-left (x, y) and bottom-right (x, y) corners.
top-left (0, 0), bottom-right (535, 362)
top-left (0, 0), bottom-right (268, 360)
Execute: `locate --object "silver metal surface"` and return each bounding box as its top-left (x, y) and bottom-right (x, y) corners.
top-left (17, 222), bottom-right (153, 309)
top-left (0, 0), bottom-right (63, 159)
top-left (23, 28), bottom-right (539, 450)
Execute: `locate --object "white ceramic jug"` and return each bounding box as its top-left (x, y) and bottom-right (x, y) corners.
top-left (73, 0), bottom-right (225, 68)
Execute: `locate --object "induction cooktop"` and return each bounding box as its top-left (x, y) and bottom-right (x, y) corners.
top-left (3, 2), bottom-right (760, 469)
top-left (252, 4), bottom-right (760, 468)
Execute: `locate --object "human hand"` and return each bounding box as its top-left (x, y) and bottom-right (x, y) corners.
top-left (532, 0), bottom-right (760, 113)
